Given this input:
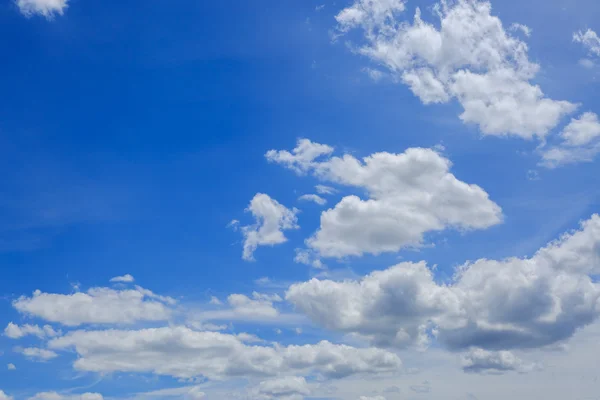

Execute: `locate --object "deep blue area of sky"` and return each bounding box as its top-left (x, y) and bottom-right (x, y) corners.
top-left (0, 0), bottom-right (598, 309)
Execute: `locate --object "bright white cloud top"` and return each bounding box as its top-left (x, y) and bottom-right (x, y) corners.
top-left (16, 0), bottom-right (68, 19)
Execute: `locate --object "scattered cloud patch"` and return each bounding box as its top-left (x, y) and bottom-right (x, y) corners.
top-left (540, 112), bottom-right (600, 167)
top-left (462, 348), bottom-right (537, 374)
top-left (270, 139), bottom-right (502, 258)
top-left (574, 29), bottom-right (600, 57)
top-left (16, 0), bottom-right (68, 19)
top-left (7, 363), bottom-right (16, 371)
top-left (298, 194), bottom-right (327, 206)
top-left (110, 274), bottom-right (134, 283)
top-left (4, 323), bottom-right (59, 339)
top-left (20, 347), bottom-right (58, 361)
top-left (239, 194), bottom-right (299, 261)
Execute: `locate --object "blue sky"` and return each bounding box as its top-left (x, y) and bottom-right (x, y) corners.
top-left (1, 0), bottom-right (600, 399)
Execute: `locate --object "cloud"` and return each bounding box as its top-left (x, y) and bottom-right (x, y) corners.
top-left (540, 112), bottom-right (600, 168)
top-left (110, 274), bottom-right (135, 283)
top-left (4, 323), bottom-right (59, 339)
top-left (0, 391), bottom-right (13, 400)
top-left (48, 327), bottom-right (401, 380)
top-left (266, 139), bottom-right (333, 174)
top-left (28, 393), bottom-right (103, 400)
top-left (574, 29), bottom-right (600, 57)
top-left (20, 347), bottom-right (58, 361)
top-left (461, 348), bottom-right (537, 374)
top-left (315, 185), bottom-right (337, 195)
top-left (335, 0), bottom-right (576, 139)
top-left (13, 286), bottom-right (174, 326)
top-left (227, 293), bottom-right (280, 319)
top-left (239, 194), bottom-right (299, 261)
top-left (287, 215), bottom-right (600, 351)
top-left (253, 376), bottom-right (311, 400)
top-left (269, 139), bottom-right (502, 258)
top-left (298, 194), bottom-right (327, 206)
top-left (16, 0), bottom-right (68, 19)
top-left (510, 23), bottom-right (532, 37)
top-left (7, 364), bottom-right (16, 370)
top-left (359, 397), bottom-right (386, 400)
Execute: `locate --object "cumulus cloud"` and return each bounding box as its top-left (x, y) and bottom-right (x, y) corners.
top-left (269, 139), bottom-right (502, 258)
top-left (266, 139), bottom-right (333, 174)
top-left (13, 286), bottom-right (174, 326)
top-left (48, 327), bottom-right (401, 380)
top-left (540, 112), bottom-right (600, 168)
top-left (574, 29), bottom-right (600, 57)
top-left (253, 376), bottom-right (311, 400)
top-left (335, 0), bottom-right (576, 139)
top-left (298, 194), bottom-right (327, 206)
top-left (287, 215), bottom-right (600, 351)
top-left (4, 323), bottom-right (59, 339)
top-left (110, 274), bottom-right (135, 283)
top-left (16, 0), bottom-right (68, 19)
top-left (239, 194), bottom-right (299, 261)
top-left (20, 347), bottom-right (58, 361)
top-left (461, 348), bottom-right (536, 374)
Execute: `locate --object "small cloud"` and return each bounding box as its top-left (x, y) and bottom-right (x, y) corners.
top-left (363, 67), bottom-right (384, 81)
top-left (209, 296), bottom-right (222, 305)
top-left (579, 58), bottom-right (595, 69)
top-left (16, 0), bottom-right (68, 19)
top-left (298, 194), bottom-right (327, 205)
top-left (110, 274), bottom-right (135, 283)
top-left (527, 170), bottom-right (540, 181)
top-left (315, 185), bottom-right (337, 195)
top-left (316, 4), bottom-right (325, 11)
top-left (510, 23), bottom-right (532, 37)
top-left (7, 363), bottom-right (16, 370)
top-left (275, 328), bottom-right (282, 335)
top-left (295, 327), bottom-right (303, 334)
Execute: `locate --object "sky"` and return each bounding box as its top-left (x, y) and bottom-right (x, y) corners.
top-left (1, 0), bottom-right (600, 399)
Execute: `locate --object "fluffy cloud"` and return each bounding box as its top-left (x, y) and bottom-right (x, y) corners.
top-left (461, 348), bottom-right (536, 374)
top-left (574, 29), bottom-right (600, 57)
top-left (253, 376), bottom-right (311, 400)
top-left (110, 274), bottom-right (135, 283)
top-left (298, 194), bottom-right (327, 206)
top-left (20, 347), bottom-right (58, 361)
top-left (7, 364), bottom-right (16, 370)
top-left (48, 327), bottom-right (401, 380)
top-left (287, 215), bottom-right (600, 351)
top-left (13, 286), bottom-right (174, 326)
top-left (266, 139), bottom-right (333, 174)
top-left (4, 323), bottom-right (59, 339)
top-left (0, 391), bottom-right (13, 400)
top-left (16, 0), bottom-right (68, 19)
top-left (335, 0), bottom-right (576, 139)
top-left (28, 393), bottom-right (103, 400)
top-left (239, 194), bottom-right (299, 261)
top-left (269, 140), bottom-right (502, 258)
top-left (227, 293), bottom-right (280, 318)
top-left (540, 112), bottom-right (600, 168)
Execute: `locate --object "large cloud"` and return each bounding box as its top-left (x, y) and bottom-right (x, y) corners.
top-left (48, 326), bottom-right (401, 380)
top-left (237, 193), bottom-right (299, 261)
top-left (13, 286), bottom-right (175, 326)
top-left (268, 140), bottom-right (502, 258)
top-left (334, 0), bottom-right (576, 139)
top-left (287, 215), bottom-right (600, 350)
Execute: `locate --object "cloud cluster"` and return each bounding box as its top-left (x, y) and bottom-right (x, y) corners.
top-left (574, 29), bottom-right (600, 57)
top-left (268, 139), bottom-right (502, 258)
top-left (541, 112), bottom-right (600, 168)
top-left (335, 0), bottom-right (576, 139)
top-left (287, 215), bottom-right (600, 350)
top-left (461, 348), bottom-right (536, 374)
top-left (48, 327), bottom-right (402, 380)
top-left (13, 286), bottom-right (175, 326)
top-left (238, 193), bottom-right (299, 261)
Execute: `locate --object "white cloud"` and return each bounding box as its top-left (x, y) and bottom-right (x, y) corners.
top-left (20, 347), bottom-right (58, 361)
top-left (28, 393), bottom-right (104, 400)
top-left (16, 0), bottom-right (68, 19)
top-left (287, 214), bottom-right (600, 351)
top-left (239, 194), bottom-right (299, 261)
top-left (298, 194), bottom-right (327, 206)
top-left (227, 293), bottom-right (280, 319)
top-left (461, 348), bottom-right (537, 374)
top-left (0, 391), bottom-right (13, 400)
top-left (110, 274), bottom-right (135, 283)
top-left (7, 363), bottom-right (16, 370)
top-left (48, 327), bottom-right (401, 380)
top-left (335, 0), bottom-right (576, 139)
top-left (13, 286), bottom-right (174, 326)
top-left (510, 23), bottom-right (531, 37)
top-left (315, 185), bottom-right (337, 195)
top-left (359, 397), bottom-right (386, 400)
top-left (579, 58), bottom-right (595, 69)
top-left (4, 323), bottom-right (59, 339)
top-left (253, 376), bottom-right (311, 400)
top-left (209, 296), bottom-right (222, 305)
top-left (540, 112), bottom-right (600, 168)
top-left (269, 140), bottom-right (502, 258)
top-left (266, 139), bottom-right (333, 174)
top-left (294, 249), bottom-right (324, 269)
top-left (574, 29), bottom-right (600, 57)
